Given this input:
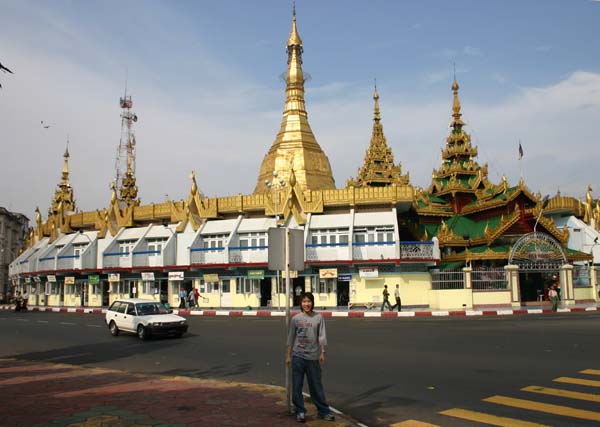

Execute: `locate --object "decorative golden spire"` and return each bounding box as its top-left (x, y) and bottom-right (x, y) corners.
top-left (451, 79), bottom-right (464, 130)
top-left (254, 6), bottom-right (335, 193)
top-left (50, 140), bottom-right (76, 215)
top-left (119, 128), bottom-right (140, 207)
top-left (346, 85), bottom-right (409, 188)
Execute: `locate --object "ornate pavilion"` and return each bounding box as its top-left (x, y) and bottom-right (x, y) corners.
top-left (8, 9), bottom-right (599, 310)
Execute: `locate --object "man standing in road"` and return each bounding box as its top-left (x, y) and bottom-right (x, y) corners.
top-left (380, 285), bottom-right (392, 311)
top-left (178, 287), bottom-right (187, 309)
top-left (391, 284), bottom-right (401, 312)
top-left (22, 289), bottom-right (29, 311)
top-left (286, 292), bottom-right (335, 423)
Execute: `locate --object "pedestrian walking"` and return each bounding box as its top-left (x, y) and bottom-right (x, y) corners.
top-left (380, 285), bottom-right (392, 311)
top-left (188, 288), bottom-right (197, 308)
top-left (391, 284), bottom-right (401, 312)
top-left (549, 285), bottom-right (559, 312)
top-left (178, 287), bottom-right (187, 309)
top-left (286, 292), bottom-right (335, 423)
top-left (194, 287), bottom-right (200, 304)
top-left (14, 291), bottom-right (22, 312)
top-left (22, 289), bottom-right (29, 311)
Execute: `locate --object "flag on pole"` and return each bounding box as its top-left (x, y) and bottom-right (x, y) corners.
top-left (518, 141), bottom-right (523, 160)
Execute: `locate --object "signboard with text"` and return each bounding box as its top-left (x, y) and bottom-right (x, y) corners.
top-left (168, 271), bottom-right (184, 281)
top-left (47, 275), bottom-right (57, 283)
top-left (203, 274), bottom-right (219, 283)
top-left (88, 275), bottom-right (100, 285)
top-left (319, 268), bottom-right (338, 279)
top-left (358, 267), bottom-right (379, 278)
top-left (247, 270), bottom-right (265, 280)
top-left (64, 276), bottom-right (75, 285)
top-left (141, 272), bottom-right (155, 281)
top-left (108, 273), bottom-right (120, 283)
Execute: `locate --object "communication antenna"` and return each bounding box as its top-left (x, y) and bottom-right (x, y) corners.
top-left (113, 74), bottom-right (138, 197)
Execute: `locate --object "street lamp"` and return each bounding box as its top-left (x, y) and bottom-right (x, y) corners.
top-left (265, 172), bottom-right (286, 226)
top-left (265, 173), bottom-right (286, 311)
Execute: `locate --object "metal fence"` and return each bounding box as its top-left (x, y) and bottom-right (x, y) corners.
top-left (471, 268), bottom-right (507, 291)
top-left (431, 270), bottom-right (464, 290)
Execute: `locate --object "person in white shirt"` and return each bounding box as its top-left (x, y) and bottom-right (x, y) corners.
top-left (391, 284), bottom-right (401, 312)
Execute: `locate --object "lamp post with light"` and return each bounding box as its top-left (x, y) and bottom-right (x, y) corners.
top-left (266, 172), bottom-right (286, 310)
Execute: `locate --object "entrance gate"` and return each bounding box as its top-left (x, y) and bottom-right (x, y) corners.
top-left (508, 232), bottom-right (567, 302)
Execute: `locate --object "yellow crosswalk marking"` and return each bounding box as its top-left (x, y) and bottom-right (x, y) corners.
top-left (554, 376), bottom-right (600, 387)
top-left (484, 395), bottom-right (600, 421)
top-left (580, 369), bottom-right (600, 376)
top-left (391, 421), bottom-right (442, 427)
top-left (523, 385), bottom-right (600, 402)
top-left (440, 408), bottom-right (551, 427)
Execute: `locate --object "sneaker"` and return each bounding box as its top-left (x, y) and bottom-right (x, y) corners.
top-left (318, 413), bottom-right (336, 421)
top-left (296, 412), bottom-right (306, 423)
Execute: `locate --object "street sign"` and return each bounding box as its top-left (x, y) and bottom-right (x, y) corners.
top-left (203, 274), bottom-right (219, 282)
top-left (88, 275), bottom-right (100, 285)
top-left (64, 276), bottom-right (75, 285)
top-left (338, 274), bottom-right (352, 281)
top-left (268, 228), bottom-right (304, 271)
top-left (108, 273), bottom-right (120, 282)
top-left (359, 267), bottom-right (378, 278)
top-left (248, 270), bottom-right (265, 279)
top-left (319, 268), bottom-right (338, 279)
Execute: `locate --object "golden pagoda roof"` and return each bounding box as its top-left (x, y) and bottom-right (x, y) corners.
top-left (254, 7), bottom-right (335, 193)
top-left (347, 85), bottom-right (409, 188)
top-left (428, 79), bottom-right (491, 200)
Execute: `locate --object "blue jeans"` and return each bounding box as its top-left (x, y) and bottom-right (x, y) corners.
top-left (381, 299), bottom-right (392, 311)
top-left (292, 356), bottom-right (330, 416)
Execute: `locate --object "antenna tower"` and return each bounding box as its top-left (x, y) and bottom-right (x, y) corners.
top-left (114, 90), bottom-right (138, 196)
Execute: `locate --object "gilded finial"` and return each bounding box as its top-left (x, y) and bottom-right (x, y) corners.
top-left (451, 77), bottom-right (463, 128)
top-left (373, 79), bottom-right (381, 123)
top-left (287, 1), bottom-right (302, 47)
top-left (190, 170), bottom-right (198, 196)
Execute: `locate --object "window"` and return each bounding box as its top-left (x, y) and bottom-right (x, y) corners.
top-left (92, 283), bottom-right (102, 295)
top-left (109, 301), bottom-right (122, 312)
top-left (147, 239), bottom-right (166, 254)
top-left (237, 233), bottom-right (266, 250)
top-left (236, 278), bottom-right (260, 294)
top-left (73, 244), bottom-right (87, 258)
top-left (201, 234), bottom-right (226, 251)
top-left (66, 284), bottom-right (76, 295)
top-left (222, 279), bottom-right (231, 293)
top-left (318, 278), bottom-right (336, 294)
top-left (119, 240), bottom-right (136, 257)
top-left (310, 228), bottom-right (350, 246)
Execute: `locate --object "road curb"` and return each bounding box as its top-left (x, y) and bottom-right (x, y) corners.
top-left (1, 305), bottom-right (598, 318)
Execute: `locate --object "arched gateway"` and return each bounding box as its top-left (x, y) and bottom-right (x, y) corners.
top-left (509, 232), bottom-right (567, 302)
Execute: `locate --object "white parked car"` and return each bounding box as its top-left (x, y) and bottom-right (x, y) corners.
top-left (105, 298), bottom-right (188, 340)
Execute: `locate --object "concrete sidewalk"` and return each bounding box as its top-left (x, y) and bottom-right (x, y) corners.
top-left (0, 358), bottom-right (359, 427)
top-left (2, 303), bottom-right (600, 318)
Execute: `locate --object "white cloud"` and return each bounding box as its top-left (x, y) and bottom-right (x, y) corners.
top-left (0, 6), bottom-right (598, 223)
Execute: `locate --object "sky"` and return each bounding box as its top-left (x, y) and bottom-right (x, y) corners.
top-left (1, 0), bottom-right (599, 222)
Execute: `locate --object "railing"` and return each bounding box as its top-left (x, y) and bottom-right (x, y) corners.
top-left (306, 243), bottom-right (350, 261)
top-left (400, 241), bottom-right (434, 259)
top-left (472, 268), bottom-right (507, 290)
top-left (353, 242), bottom-right (396, 260)
top-left (190, 247), bottom-right (226, 265)
top-left (228, 246), bottom-right (268, 264)
top-left (431, 270), bottom-right (464, 290)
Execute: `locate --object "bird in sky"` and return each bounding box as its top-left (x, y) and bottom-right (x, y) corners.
top-left (41, 120), bottom-right (53, 129)
top-left (0, 62), bottom-right (13, 74)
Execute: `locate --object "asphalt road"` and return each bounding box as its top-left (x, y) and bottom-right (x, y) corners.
top-left (1, 310), bottom-right (599, 427)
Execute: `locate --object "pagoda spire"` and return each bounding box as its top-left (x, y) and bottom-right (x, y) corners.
top-left (346, 84), bottom-right (409, 188)
top-left (254, 5), bottom-right (335, 193)
top-left (451, 78), bottom-right (465, 131)
top-left (50, 139), bottom-right (76, 215)
top-left (428, 79), bottom-right (492, 208)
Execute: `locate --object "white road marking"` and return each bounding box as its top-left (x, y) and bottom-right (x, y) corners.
top-left (86, 324), bottom-right (102, 328)
top-left (37, 320), bottom-right (49, 323)
top-left (59, 322), bottom-right (75, 325)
